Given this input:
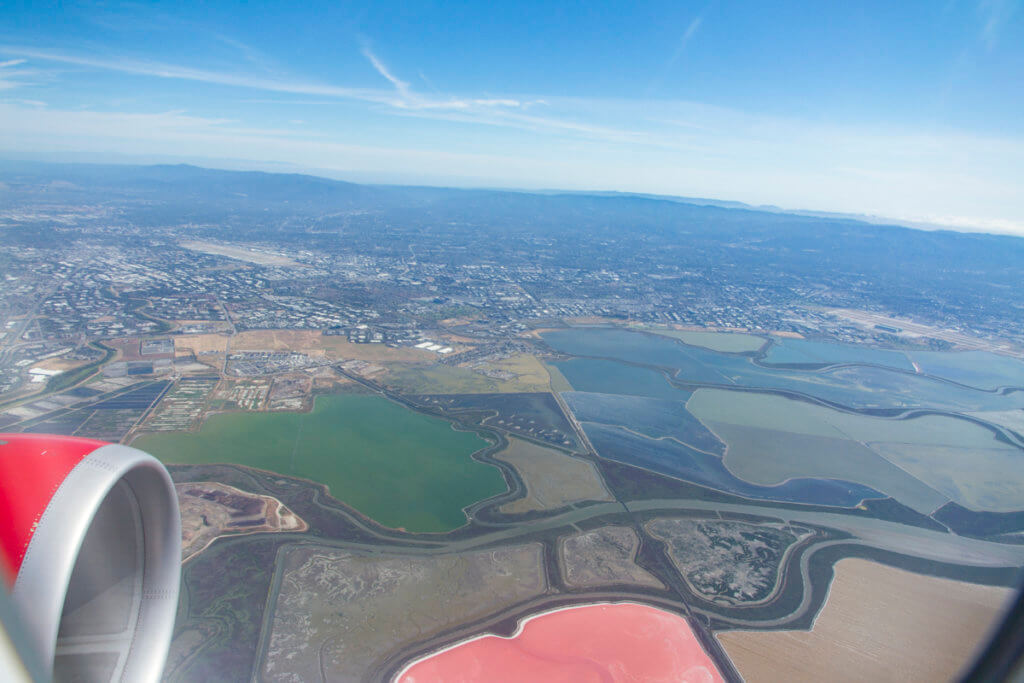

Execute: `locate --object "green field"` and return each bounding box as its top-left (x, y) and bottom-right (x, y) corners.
top-left (642, 327), bottom-right (766, 353)
top-left (494, 436), bottom-right (612, 514)
top-left (134, 394), bottom-right (506, 532)
top-left (544, 362), bottom-right (574, 393)
top-left (378, 361), bottom-right (549, 394)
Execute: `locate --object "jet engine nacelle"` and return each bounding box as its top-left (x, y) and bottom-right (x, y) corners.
top-left (0, 434), bottom-right (180, 682)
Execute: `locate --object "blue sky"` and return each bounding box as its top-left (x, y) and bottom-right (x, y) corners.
top-left (1, 1), bottom-right (1022, 233)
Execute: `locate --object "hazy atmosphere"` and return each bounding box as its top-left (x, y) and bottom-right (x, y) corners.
top-left (3, 4), bottom-right (1024, 681)
top-left (2, 0), bottom-right (1023, 234)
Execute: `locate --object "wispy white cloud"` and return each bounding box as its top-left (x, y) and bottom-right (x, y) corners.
top-left (1, 44), bottom-right (532, 117)
top-left (2, 98), bottom-right (46, 107)
top-left (402, 103), bottom-right (645, 142)
top-left (646, 7), bottom-right (710, 95)
top-left (0, 103), bottom-right (327, 141)
top-left (0, 45), bottom-right (397, 103)
top-left (2, 37), bottom-right (1023, 235)
top-left (417, 68), bottom-right (440, 94)
top-left (361, 45), bottom-right (411, 98)
top-left (357, 45), bottom-right (530, 113)
top-left (1, 97), bottom-right (1022, 235)
top-left (978, 0), bottom-right (1020, 49)
top-left (213, 34), bottom-right (271, 68)
top-left (0, 57), bottom-right (34, 91)
top-left (0, 44), bottom-right (604, 142)
top-left (0, 101), bottom-right (536, 176)
top-left (677, 17), bottom-right (704, 54)
top-left (241, 98), bottom-right (346, 105)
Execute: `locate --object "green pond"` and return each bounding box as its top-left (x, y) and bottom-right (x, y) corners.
top-left (134, 393), bottom-right (505, 532)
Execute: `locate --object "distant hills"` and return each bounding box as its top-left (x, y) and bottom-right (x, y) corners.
top-left (566, 189), bottom-right (947, 231)
top-left (1, 159), bottom-right (1022, 264)
top-left (1, 159), bottom-right (1022, 342)
top-left (0, 159), bottom-right (1005, 237)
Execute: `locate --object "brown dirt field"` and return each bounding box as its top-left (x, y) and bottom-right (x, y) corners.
top-left (105, 337), bottom-right (143, 360)
top-left (484, 353), bottom-right (552, 388)
top-left (717, 558), bottom-right (1012, 682)
top-left (232, 329), bottom-right (320, 351)
top-left (177, 482), bottom-right (308, 564)
top-left (172, 321), bottom-right (233, 332)
top-left (232, 329), bottom-right (432, 362)
top-left (315, 336), bottom-right (433, 361)
top-left (174, 333), bottom-right (231, 354)
top-left (437, 333), bottom-right (480, 344)
top-left (379, 358), bottom-right (550, 394)
top-left (438, 316), bottom-right (482, 326)
top-left (32, 357), bottom-right (90, 372)
top-left (313, 375), bottom-right (352, 391)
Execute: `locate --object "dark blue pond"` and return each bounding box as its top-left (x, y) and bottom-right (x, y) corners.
top-left (563, 391), bottom-right (724, 455)
top-left (582, 421), bottom-right (883, 508)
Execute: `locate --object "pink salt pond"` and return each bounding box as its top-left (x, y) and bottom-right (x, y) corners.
top-left (396, 602), bottom-right (724, 683)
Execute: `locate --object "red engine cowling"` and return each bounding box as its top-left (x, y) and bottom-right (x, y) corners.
top-left (0, 434), bottom-right (180, 682)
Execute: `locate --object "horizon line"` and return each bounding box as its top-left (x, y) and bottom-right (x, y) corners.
top-left (1, 152), bottom-right (1022, 240)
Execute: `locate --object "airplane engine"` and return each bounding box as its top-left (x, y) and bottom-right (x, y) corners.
top-left (0, 434), bottom-right (180, 682)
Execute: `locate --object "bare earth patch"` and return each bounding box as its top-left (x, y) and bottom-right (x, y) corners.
top-left (177, 482), bottom-right (307, 563)
top-left (232, 329), bottom-right (433, 362)
top-left (31, 357), bottom-right (90, 373)
top-left (717, 558), bottom-right (1012, 682)
top-left (560, 526), bottom-right (664, 589)
top-left (261, 543), bottom-right (546, 682)
top-left (174, 333), bottom-right (231, 355)
top-left (475, 353), bottom-right (553, 391)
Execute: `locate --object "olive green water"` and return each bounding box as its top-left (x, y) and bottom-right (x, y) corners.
top-left (134, 393), bottom-right (505, 532)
